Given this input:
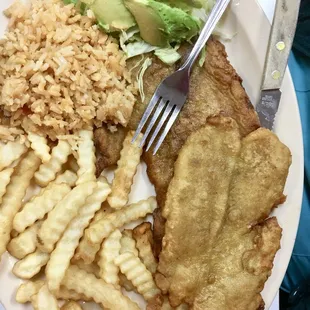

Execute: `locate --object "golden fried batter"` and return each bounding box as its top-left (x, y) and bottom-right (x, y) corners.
top-left (191, 218), bottom-right (282, 310)
top-left (94, 125), bottom-right (126, 176)
top-left (133, 222), bottom-right (154, 249)
top-left (156, 117), bottom-right (291, 309)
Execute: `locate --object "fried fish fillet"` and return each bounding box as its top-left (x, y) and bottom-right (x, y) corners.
top-left (144, 39), bottom-right (261, 255)
top-left (191, 217), bottom-right (282, 310)
top-left (155, 116), bottom-right (291, 309)
top-left (95, 38), bottom-right (260, 254)
top-left (94, 126), bottom-right (126, 176)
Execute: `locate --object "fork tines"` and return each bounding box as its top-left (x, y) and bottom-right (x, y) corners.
top-left (132, 93), bottom-right (180, 155)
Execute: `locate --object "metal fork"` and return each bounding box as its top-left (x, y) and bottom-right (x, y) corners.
top-left (132, 0), bottom-right (231, 154)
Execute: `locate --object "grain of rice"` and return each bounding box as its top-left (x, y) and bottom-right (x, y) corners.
top-left (0, 0), bottom-right (137, 141)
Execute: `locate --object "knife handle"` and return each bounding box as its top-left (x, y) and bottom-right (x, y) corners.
top-left (261, 0), bottom-right (301, 90)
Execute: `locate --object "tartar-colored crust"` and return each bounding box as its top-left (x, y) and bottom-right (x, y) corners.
top-left (155, 117), bottom-right (291, 309)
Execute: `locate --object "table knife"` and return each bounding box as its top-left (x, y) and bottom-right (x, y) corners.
top-left (256, 0), bottom-right (301, 130)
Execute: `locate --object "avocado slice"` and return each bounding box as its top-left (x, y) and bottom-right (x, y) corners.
top-left (90, 0), bottom-right (136, 32)
top-left (157, 0), bottom-right (204, 11)
top-left (124, 0), bottom-right (168, 47)
top-left (124, 0), bottom-right (199, 47)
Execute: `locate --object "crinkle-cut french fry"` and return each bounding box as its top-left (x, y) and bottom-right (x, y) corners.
top-left (16, 280), bottom-right (90, 303)
top-left (107, 131), bottom-right (143, 209)
top-left (13, 250), bottom-right (49, 279)
top-left (56, 287), bottom-right (90, 302)
top-left (0, 167), bottom-right (13, 203)
top-left (0, 151), bottom-right (40, 258)
top-left (115, 252), bottom-right (160, 300)
top-left (13, 170), bottom-right (76, 233)
top-left (8, 221), bottom-right (41, 259)
top-left (16, 280), bottom-right (45, 303)
top-left (13, 183), bottom-right (71, 233)
top-left (73, 259), bottom-right (100, 278)
top-left (67, 155), bottom-right (79, 173)
top-left (133, 222), bottom-right (157, 274)
top-left (46, 178), bottom-right (111, 292)
top-left (98, 229), bottom-right (122, 286)
top-left (37, 181), bottom-right (96, 253)
top-left (62, 265), bottom-right (140, 310)
top-left (34, 140), bottom-right (71, 187)
top-left (119, 273), bottom-right (136, 292)
top-left (54, 170), bottom-right (77, 187)
top-left (31, 284), bottom-right (59, 310)
top-left (92, 208), bottom-right (107, 223)
top-left (92, 202), bottom-right (113, 224)
top-left (76, 130), bottom-right (96, 185)
top-left (28, 132), bottom-right (51, 163)
top-left (120, 230), bottom-right (138, 256)
top-left (0, 141), bottom-right (27, 171)
top-left (73, 239), bottom-right (101, 265)
top-left (86, 197), bottom-right (157, 245)
top-left (61, 301), bottom-right (83, 310)
top-left (74, 205), bottom-right (112, 264)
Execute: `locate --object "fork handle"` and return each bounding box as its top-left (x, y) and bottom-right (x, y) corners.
top-left (180, 0), bottom-right (231, 71)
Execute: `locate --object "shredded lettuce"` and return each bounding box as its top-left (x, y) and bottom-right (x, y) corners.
top-left (154, 46), bottom-right (181, 65)
top-left (120, 28), bottom-right (182, 65)
top-left (120, 28), bottom-right (157, 58)
top-left (137, 58), bottom-right (152, 102)
top-left (129, 55), bottom-right (145, 73)
top-left (120, 27), bottom-right (140, 45)
top-left (198, 46), bottom-right (206, 67)
top-left (126, 41), bottom-right (157, 58)
top-left (192, 5), bottom-right (236, 42)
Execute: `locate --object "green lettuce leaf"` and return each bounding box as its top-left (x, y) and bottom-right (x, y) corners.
top-left (154, 47), bottom-right (181, 65)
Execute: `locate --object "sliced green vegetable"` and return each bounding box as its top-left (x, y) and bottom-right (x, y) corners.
top-left (124, 0), bottom-right (199, 46)
top-left (90, 0), bottom-right (136, 32)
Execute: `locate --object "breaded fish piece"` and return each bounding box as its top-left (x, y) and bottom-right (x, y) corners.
top-left (155, 116), bottom-right (242, 302)
top-left (94, 126), bottom-right (127, 176)
top-left (156, 117), bottom-right (291, 309)
top-left (191, 218), bottom-right (282, 310)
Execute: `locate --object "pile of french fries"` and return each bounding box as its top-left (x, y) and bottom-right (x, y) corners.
top-left (0, 129), bottom-right (164, 310)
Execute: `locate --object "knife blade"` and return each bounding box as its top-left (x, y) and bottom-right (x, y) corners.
top-left (256, 0), bottom-right (301, 130)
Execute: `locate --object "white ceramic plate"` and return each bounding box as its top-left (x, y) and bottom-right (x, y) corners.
top-left (0, 0), bottom-right (304, 309)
